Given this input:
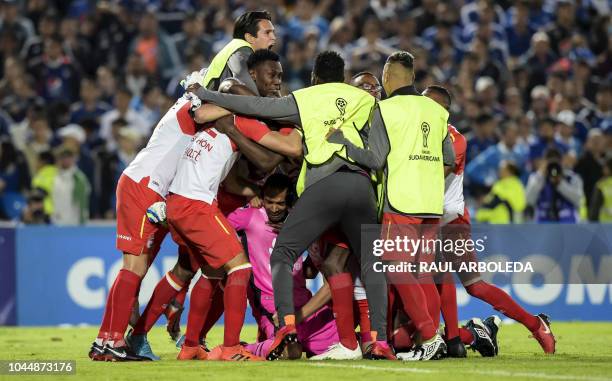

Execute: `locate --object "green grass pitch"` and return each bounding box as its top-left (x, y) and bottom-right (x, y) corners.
top-left (1, 322), bottom-right (612, 381)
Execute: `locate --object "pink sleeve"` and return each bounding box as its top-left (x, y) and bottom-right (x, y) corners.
top-left (227, 207), bottom-right (253, 231)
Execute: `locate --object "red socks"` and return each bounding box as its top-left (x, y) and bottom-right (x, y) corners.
top-left (185, 276), bottom-right (219, 347)
top-left (437, 281), bottom-right (460, 340)
top-left (466, 281), bottom-right (539, 332)
top-left (354, 299), bottom-right (372, 343)
top-left (108, 269), bottom-right (142, 345)
top-left (421, 282), bottom-right (441, 329)
top-left (133, 271), bottom-right (185, 335)
top-left (223, 266), bottom-right (251, 347)
top-left (97, 275), bottom-right (119, 340)
top-left (387, 273), bottom-right (437, 341)
top-left (328, 273), bottom-right (358, 350)
top-left (200, 285), bottom-right (225, 341)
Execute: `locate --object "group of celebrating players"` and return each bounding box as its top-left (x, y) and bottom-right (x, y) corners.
top-left (87, 10), bottom-right (557, 363)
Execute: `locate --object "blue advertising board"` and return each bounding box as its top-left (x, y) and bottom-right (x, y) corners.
top-left (3, 224), bottom-right (612, 326)
top-left (0, 228), bottom-right (16, 325)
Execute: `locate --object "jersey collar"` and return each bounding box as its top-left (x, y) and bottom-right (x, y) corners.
top-left (389, 85), bottom-right (420, 98)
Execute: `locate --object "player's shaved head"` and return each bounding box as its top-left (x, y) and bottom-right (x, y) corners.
top-left (423, 85), bottom-right (452, 110)
top-left (382, 51), bottom-right (415, 95)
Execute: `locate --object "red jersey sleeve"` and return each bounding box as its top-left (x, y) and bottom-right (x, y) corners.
top-left (279, 127), bottom-right (294, 135)
top-left (234, 115), bottom-right (270, 142)
top-left (448, 125), bottom-right (467, 174)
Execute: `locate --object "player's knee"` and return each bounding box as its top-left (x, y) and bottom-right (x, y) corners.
top-left (122, 253), bottom-right (149, 277)
top-left (171, 262), bottom-right (194, 283)
top-left (223, 252), bottom-right (250, 272)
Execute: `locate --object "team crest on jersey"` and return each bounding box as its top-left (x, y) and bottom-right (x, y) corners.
top-left (421, 122), bottom-right (431, 148)
top-left (335, 98), bottom-right (347, 116)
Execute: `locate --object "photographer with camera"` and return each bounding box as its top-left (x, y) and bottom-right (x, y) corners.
top-left (526, 148), bottom-right (584, 223)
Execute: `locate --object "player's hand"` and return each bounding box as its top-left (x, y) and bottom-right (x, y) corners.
top-left (272, 313), bottom-right (279, 326)
top-left (146, 201), bottom-right (167, 225)
top-left (249, 195), bottom-right (262, 208)
top-left (326, 128), bottom-right (345, 144)
top-left (181, 68), bottom-right (207, 90)
top-left (185, 92), bottom-right (202, 115)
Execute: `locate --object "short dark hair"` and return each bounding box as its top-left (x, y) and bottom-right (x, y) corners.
top-left (386, 51), bottom-right (414, 70)
top-left (262, 174), bottom-right (293, 201)
top-left (351, 71), bottom-right (376, 80)
top-left (313, 51), bottom-right (345, 83)
top-left (247, 49), bottom-right (280, 70)
top-left (544, 147), bottom-right (562, 160)
top-left (233, 11), bottom-right (272, 39)
top-left (425, 85), bottom-right (452, 108)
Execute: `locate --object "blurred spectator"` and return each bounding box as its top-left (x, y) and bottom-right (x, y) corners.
top-left (588, 158), bottom-right (612, 222)
top-left (0, 138), bottom-right (31, 220)
top-left (554, 110), bottom-right (581, 155)
top-left (96, 66), bottom-right (118, 105)
top-left (575, 128), bottom-right (606, 212)
top-left (20, 12), bottom-right (58, 71)
top-left (69, 77), bottom-right (112, 126)
top-left (526, 85), bottom-right (551, 122)
top-left (350, 16), bottom-right (394, 74)
top-left (0, 0), bottom-right (35, 51)
top-left (526, 148), bottom-right (583, 223)
top-left (466, 120), bottom-right (529, 189)
top-left (59, 16), bottom-right (93, 75)
top-left (528, 117), bottom-right (567, 164)
top-left (123, 53), bottom-right (151, 99)
top-left (324, 17), bottom-right (355, 62)
top-left (286, 0), bottom-right (330, 42)
top-left (0, 107), bottom-right (11, 138)
top-left (134, 83), bottom-right (164, 130)
top-left (577, 83), bottom-right (612, 135)
top-left (505, 0), bottom-right (536, 59)
top-left (466, 114), bottom-right (497, 163)
top-left (474, 76), bottom-right (503, 118)
top-left (524, 32), bottom-right (557, 89)
top-left (1, 71), bottom-right (40, 123)
top-left (475, 161), bottom-right (526, 224)
top-left (284, 40), bottom-right (312, 92)
top-left (411, 0), bottom-right (437, 35)
top-left (173, 12), bottom-right (213, 64)
top-left (166, 50), bottom-right (206, 97)
top-left (20, 187), bottom-right (50, 224)
top-left (129, 11), bottom-right (181, 84)
top-left (545, 0), bottom-right (575, 56)
top-left (32, 145), bottom-right (90, 225)
top-left (97, 127), bottom-right (141, 218)
top-left (30, 34), bottom-right (80, 103)
top-left (99, 86), bottom-right (149, 149)
top-left (22, 114), bottom-right (53, 175)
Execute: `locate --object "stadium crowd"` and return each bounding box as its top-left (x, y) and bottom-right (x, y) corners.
top-left (0, 0), bottom-right (610, 225)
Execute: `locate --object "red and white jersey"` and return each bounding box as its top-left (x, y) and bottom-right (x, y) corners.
top-left (123, 97), bottom-right (197, 198)
top-left (442, 124), bottom-right (467, 224)
top-left (168, 116), bottom-right (271, 204)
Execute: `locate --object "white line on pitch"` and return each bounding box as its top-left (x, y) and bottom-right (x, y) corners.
top-left (309, 363), bottom-right (612, 381)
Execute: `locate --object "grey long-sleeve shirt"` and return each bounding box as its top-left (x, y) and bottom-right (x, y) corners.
top-left (194, 87), bottom-right (367, 190)
top-left (214, 47), bottom-right (259, 94)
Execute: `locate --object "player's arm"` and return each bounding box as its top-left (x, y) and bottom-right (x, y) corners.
top-left (215, 115), bottom-right (285, 172)
top-left (222, 165), bottom-right (259, 198)
top-left (295, 278), bottom-right (331, 324)
top-left (192, 102), bottom-right (232, 123)
top-left (193, 88), bottom-right (302, 125)
top-left (442, 133), bottom-right (456, 175)
top-left (327, 106), bottom-right (390, 171)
